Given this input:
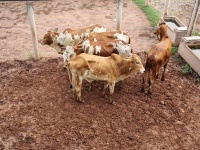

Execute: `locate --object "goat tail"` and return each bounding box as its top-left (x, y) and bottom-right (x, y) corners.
top-left (143, 57), bottom-right (152, 85)
top-left (144, 68), bottom-right (150, 84)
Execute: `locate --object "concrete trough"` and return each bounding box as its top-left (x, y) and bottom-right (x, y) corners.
top-left (160, 16), bottom-right (187, 46)
top-left (178, 36), bottom-right (200, 76)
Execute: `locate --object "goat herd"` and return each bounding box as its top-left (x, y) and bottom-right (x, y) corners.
top-left (41, 22), bottom-right (172, 104)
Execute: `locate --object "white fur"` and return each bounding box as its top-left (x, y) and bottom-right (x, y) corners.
top-left (84, 32), bottom-right (90, 38)
top-left (82, 39), bottom-right (90, 51)
top-left (95, 45), bottom-right (101, 54)
top-left (92, 27), bottom-right (107, 33)
top-left (114, 33), bottom-right (129, 43)
top-left (56, 33), bottom-right (75, 46)
top-left (74, 34), bottom-right (83, 44)
top-left (63, 46), bottom-right (75, 63)
top-left (88, 46), bottom-right (95, 55)
top-left (112, 41), bottom-right (132, 58)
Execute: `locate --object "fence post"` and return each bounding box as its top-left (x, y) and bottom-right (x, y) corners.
top-left (187, 0), bottom-right (200, 36)
top-left (116, 0), bottom-right (123, 30)
top-left (163, 0), bottom-right (170, 17)
top-left (27, 1), bottom-right (39, 60)
top-left (145, 0), bottom-right (149, 6)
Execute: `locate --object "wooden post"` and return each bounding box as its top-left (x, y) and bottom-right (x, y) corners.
top-left (27, 1), bottom-right (39, 60)
top-left (187, 0), bottom-right (200, 36)
top-left (116, 0), bottom-right (123, 30)
top-left (145, 0), bottom-right (149, 6)
top-left (163, 0), bottom-right (170, 17)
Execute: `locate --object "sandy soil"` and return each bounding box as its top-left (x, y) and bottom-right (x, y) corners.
top-left (0, 0), bottom-right (200, 149)
top-left (0, 0), bottom-right (156, 62)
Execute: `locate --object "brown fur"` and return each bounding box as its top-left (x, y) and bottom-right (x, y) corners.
top-left (74, 31), bottom-right (130, 49)
top-left (154, 22), bottom-right (168, 41)
top-left (74, 40), bottom-right (131, 57)
top-left (41, 31), bottom-right (59, 45)
top-left (88, 31), bottom-right (130, 43)
top-left (63, 24), bottom-right (102, 36)
top-left (69, 53), bottom-right (145, 104)
top-left (142, 23), bottom-right (172, 95)
top-left (41, 24), bottom-right (103, 54)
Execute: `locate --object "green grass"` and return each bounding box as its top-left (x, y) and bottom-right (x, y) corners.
top-left (133, 0), bottom-right (200, 84)
top-left (171, 46), bottom-right (178, 55)
top-left (181, 63), bottom-right (193, 74)
top-left (133, 0), bottom-right (160, 26)
top-left (27, 52), bottom-right (43, 60)
top-left (195, 76), bottom-right (200, 83)
top-left (192, 31), bottom-right (200, 36)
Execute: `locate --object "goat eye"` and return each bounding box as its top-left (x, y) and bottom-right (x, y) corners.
top-left (136, 62), bottom-right (140, 65)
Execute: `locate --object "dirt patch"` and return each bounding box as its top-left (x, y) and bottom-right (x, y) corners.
top-left (0, 55), bottom-right (200, 149)
top-left (0, 0), bottom-right (156, 62)
top-left (0, 0), bottom-right (200, 149)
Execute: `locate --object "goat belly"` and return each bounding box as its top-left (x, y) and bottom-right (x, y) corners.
top-left (83, 70), bottom-right (109, 81)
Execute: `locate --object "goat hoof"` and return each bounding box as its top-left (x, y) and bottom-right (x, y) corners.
top-left (110, 101), bottom-right (116, 105)
top-left (78, 99), bottom-right (85, 103)
top-left (70, 84), bottom-right (73, 88)
top-left (102, 92), bottom-right (106, 97)
top-left (161, 77), bottom-right (165, 81)
top-left (148, 91), bottom-right (152, 95)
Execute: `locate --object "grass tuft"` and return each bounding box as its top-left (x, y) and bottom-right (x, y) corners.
top-left (192, 31), bottom-right (200, 36)
top-left (133, 0), bottom-right (160, 26)
top-left (171, 46), bottom-right (178, 55)
top-left (181, 63), bottom-right (193, 74)
top-left (195, 76), bottom-right (200, 83)
top-left (27, 52), bottom-right (43, 60)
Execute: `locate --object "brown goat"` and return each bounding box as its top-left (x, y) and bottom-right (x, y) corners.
top-left (154, 22), bottom-right (168, 41)
top-left (141, 22), bottom-right (172, 94)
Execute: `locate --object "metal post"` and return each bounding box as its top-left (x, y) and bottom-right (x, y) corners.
top-left (163, 0), bottom-right (170, 17)
top-left (27, 1), bottom-right (39, 60)
top-left (187, 0), bottom-right (200, 36)
top-left (116, 0), bottom-right (123, 30)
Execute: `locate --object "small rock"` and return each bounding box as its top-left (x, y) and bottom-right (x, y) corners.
top-left (176, 121), bottom-right (184, 125)
top-left (160, 100), bottom-right (165, 105)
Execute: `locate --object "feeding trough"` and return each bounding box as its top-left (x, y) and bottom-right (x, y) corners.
top-left (160, 16), bottom-right (187, 46)
top-left (178, 36), bottom-right (200, 76)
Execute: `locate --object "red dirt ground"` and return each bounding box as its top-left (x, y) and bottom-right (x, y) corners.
top-left (0, 0), bottom-right (200, 149)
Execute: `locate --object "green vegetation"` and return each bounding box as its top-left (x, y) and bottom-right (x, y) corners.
top-left (192, 31), bottom-right (200, 36)
top-left (28, 52), bottom-right (34, 60)
top-left (171, 46), bottom-right (178, 55)
top-left (133, 0), bottom-right (160, 26)
top-left (181, 63), bottom-right (193, 74)
top-left (27, 52), bottom-right (43, 60)
top-left (195, 76), bottom-right (200, 83)
top-left (133, 0), bottom-right (200, 84)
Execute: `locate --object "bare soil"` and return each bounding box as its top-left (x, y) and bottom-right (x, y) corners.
top-left (0, 0), bottom-right (200, 149)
